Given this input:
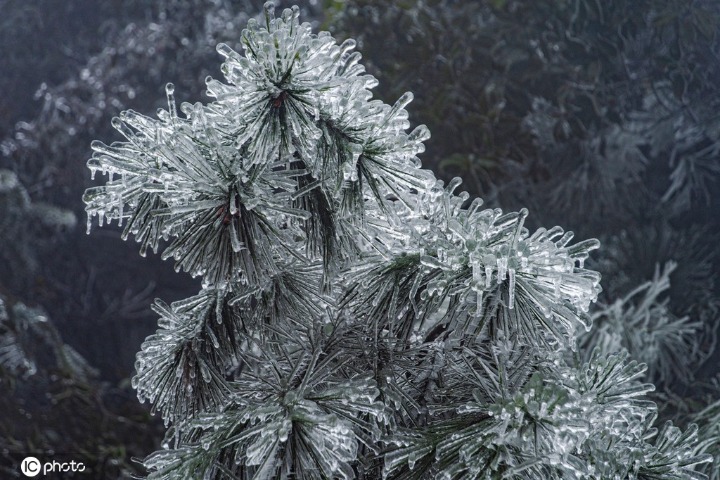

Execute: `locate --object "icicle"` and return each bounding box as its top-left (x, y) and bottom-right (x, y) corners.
top-left (165, 83), bottom-right (177, 123)
top-left (216, 43), bottom-right (238, 60)
top-left (468, 197), bottom-right (483, 217)
top-left (409, 124), bottom-right (431, 144)
top-left (229, 192), bottom-right (239, 216)
top-left (556, 230), bottom-right (574, 248)
top-left (339, 38), bottom-right (356, 57)
top-left (381, 91), bottom-right (413, 128)
top-left (216, 290), bottom-right (224, 324)
top-left (117, 198), bottom-right (124, 226)
top-left (497, 256), bottom-right (508, 282)
top-left (229, 218), bottom-right (245, 253)
top-left (476, 290), bottom-right (484, 317)
top-left (446, 177), bottom-right (462, 195)
top-left (513, 208), bottom-right (528, 250)
top-left (342, 162), bottom-right (356, 181)
top-left (263, 1), bottom-right (275, 29)
top-left (508, 268), bottom-right (516, 309)
top-left (199, 362), bottom-right (211, 383)
top-left (472, 264), bottom-right (481, 284)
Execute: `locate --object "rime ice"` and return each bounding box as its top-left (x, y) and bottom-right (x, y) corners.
top-left (83, 4), bottom-right (711, 479)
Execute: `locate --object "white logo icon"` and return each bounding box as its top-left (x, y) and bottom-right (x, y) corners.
top-left (20, 457), bottom-right (41, 477)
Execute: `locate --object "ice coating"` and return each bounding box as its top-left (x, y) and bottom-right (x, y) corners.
top-left (79, 4), bottom-right (706, 480)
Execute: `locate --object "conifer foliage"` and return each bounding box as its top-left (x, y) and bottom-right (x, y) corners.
top-left (84, 4), bottom-right (713, 478)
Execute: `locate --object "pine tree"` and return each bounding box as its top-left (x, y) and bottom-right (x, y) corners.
top-left (83, 4), bottom-right (714, 478)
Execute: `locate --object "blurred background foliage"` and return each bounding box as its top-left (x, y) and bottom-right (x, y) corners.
top-left (0, 0), bottom-right (719, 477)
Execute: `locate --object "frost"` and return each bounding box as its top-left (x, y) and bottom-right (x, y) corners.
top-left (580, 262), bottom-right (706, 385)
top-left (82, 3), bottom-right (713, 479)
